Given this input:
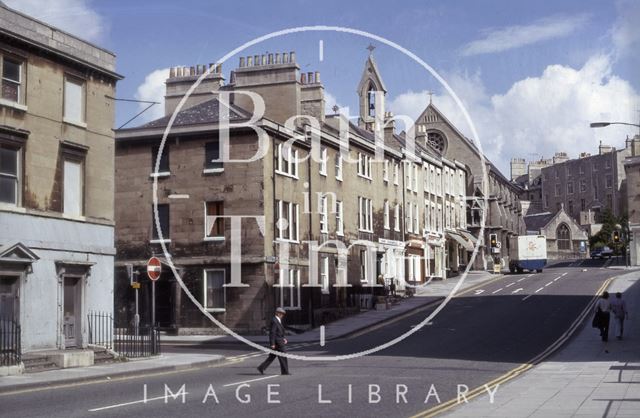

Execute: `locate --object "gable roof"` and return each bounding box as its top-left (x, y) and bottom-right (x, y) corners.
top-left (523, 211), bottom-right (555, 233)
top-left (0, 242), bottom-right (39, 264)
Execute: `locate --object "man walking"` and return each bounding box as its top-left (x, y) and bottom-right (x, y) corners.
top-left (257, 307), bottom-right (290, 375)
top-left (595, 291), bottom-right (611, 342)
top-left (610, 292), bottom-right (629, 340)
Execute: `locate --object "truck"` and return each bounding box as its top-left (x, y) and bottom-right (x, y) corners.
top-left (508, 235), bottom-right (547, 273)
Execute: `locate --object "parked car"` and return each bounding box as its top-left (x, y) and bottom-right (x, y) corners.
top-left (590, 246), bottom-right (614, 259)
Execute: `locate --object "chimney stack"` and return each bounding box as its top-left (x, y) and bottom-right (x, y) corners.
top-left (164, 63), bottom-right (225, 116)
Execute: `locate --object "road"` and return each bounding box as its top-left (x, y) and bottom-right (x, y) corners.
top-left (1, 259), bottom-right (619, 418)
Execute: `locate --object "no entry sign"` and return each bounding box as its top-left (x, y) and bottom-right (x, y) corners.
top-left (147, 257), bottom-right (162, 281)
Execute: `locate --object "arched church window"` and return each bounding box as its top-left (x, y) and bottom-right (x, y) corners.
top-left (367, 83), bottom-right (376, 117)
top-left (557, 223), bottom-right (571, 250)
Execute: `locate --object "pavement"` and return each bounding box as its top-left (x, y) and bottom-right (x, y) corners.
top-left (0, 270), bottom-right (498, 394)
top-left (446, 269), bottom-right (640, 418)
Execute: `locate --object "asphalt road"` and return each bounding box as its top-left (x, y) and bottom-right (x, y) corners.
top-left (1, 259), bottom-right (618, 418)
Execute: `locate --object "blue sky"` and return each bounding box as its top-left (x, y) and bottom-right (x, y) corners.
top-left (7, 0), bottom-right (640, 173)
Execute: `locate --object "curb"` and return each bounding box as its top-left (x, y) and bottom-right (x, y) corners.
top-left (0, 355), bottom-right (227, 395)
top-left (165, 273), bottom-right (505, 346)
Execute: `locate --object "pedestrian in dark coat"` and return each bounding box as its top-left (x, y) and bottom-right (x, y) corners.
top-left (257, 307), bottom-right (290, 375)
top-left (595, 291), bottom-right (611, 342)
top-left (610, 292), bottom-right (629, 340)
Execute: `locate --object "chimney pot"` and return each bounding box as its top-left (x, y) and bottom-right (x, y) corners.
top-left (254, 55), bottom-right (260, 66)
top-left (275, 53), bottom-right (281, 64)
top-left (169, 67), bottom-right (175, 78)
top-left (307, 72), bottom-right (313, 83)
top-left (290, 51), bottom-right (296, 63)
top-left (300, 73), bottom-right (307, 84)
top-left (268, 53), bottom-right (273, 64)
top-left (190, 66), bottom-right (195, 75)
top-left (314, 71), bottom-right (320, 83)
top-left (216, 64), bottom-right (222, 73)
top-left (261, 54), bottom-right (266, 65)
top-left (176, 67), bottom-right (182, 77)
top-left (282, 52), bottom-right (289, 63)
top-left (247, 56), bottom-right (253, 66)
top-left (239, 57), bottom-right (245, 67)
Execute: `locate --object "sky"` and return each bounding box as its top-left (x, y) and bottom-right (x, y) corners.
top-left (6, 0), bottom-right (640, 175)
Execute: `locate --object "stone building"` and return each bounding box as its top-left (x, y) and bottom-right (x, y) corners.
top-left (623, 136), bottom-right (640, 266)
top-left (414, 103), bottom-right (524, 270)
top-left (523, 207), bottom-right (588, 259)
top-left (0, 3), bottom-right (121, 356)
top-left (113, 51), bottom-right (474, 334)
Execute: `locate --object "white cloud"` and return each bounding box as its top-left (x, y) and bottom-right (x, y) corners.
top-left (611, 0), bottom-right (640, 58)
top-left (388, 54), bottom-right (639, 174)
top-left (324, 91), bottom-right (351, 117)
top-left (134, 68), bottom-right (170, 123)
top-left (461, 14), bottom-right (589, 56)
top-left (4, 0), bottom-right (107, 43)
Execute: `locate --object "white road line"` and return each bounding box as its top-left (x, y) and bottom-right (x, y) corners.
top-left (545, 282), bottom-right (552, 287)
top-left (320, 325), bottom-right (325, 347)
top-left (223, 375), bottom-right (278, 387)
top-left (492, 288), bottom-right (503, 294)
top-left (522, 294), bottom-right (533, 301)
top-left (517, 277), bottom-right (527, 282)
top-left (505, 282), bottom-right (515, 288)
top-left (89, 393), bottom-right (190, 412)
top-left (474, 289), bottom-right (485, 295)
top-left (535, 287), bottom-right (544, 293)
top-left (527, 274), bottom-right (534, 277)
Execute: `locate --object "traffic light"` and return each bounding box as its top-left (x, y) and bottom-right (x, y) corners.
top-left (489, 234), bottom-right (498, 248)
top-left (612, 230), bottom-right (620, 243)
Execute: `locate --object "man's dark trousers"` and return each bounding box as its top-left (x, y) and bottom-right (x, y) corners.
top-left (258, 316), bottom-right (289, 374)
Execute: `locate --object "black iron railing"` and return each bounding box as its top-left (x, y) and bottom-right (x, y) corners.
top-left (115, 326), bottom-right (160, 358)
top-left (88, 311), bottom-right (160, 358)
top-left (88, 311), bottom-right (114, 350)
top-left (0, 317), bottom-right (21, 366)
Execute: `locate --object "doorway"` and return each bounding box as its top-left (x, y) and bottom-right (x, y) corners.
top-left (0, 275), bottom-right (19, 320)
top-left (63, 276), bottom-right (82, 348)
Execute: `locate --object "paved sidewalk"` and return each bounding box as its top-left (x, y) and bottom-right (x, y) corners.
top-left (164, 270), bottom-right (500, 346)
top-left (0, 352), bottom-right (225, 394)
top-left (446, 270), bottom-right (640, 418)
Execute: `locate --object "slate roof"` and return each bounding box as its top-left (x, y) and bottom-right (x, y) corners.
top-left (121, 98), bottom-right (251, 131)
top-left (523, 211), bottom-right (555, 232)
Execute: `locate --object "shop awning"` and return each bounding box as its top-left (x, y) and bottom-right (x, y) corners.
top-left (458, 230), bottom-right (479, 245)
top-left (446, 232), bottom-right (474, 252)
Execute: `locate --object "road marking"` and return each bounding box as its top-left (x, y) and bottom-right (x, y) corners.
top-left (320, 325), bottom-right (325, 347)
top-left (535, 287), bottom-right (544, 293)
top-left (517, 277), bottom-right (527, 282)
top-left (522, 294), bottom-right (533, 301)
top-left (89, 392), bottom-right (191, 412)
top-left (527, 274), bottom-right (533, 277)
top-left (474, 289), bottom-right (485, 295)
top-left (412, 276), bottom-right (615, 418)
top-left (505, 282), bottom-right (515, 288)
top-left (223, 375), bottom-right (278, 387)
top-left (545, 282), bottom-right (552, 287)
top-left (511, 288), bottom-right (523, 294)
top-left (492, 288), bottom-right (503, 294)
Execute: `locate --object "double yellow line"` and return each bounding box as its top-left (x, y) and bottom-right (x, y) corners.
top-left (410, 276), bottom-right (615, 418)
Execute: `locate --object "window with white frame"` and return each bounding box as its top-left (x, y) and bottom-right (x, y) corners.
top-left (357, 153), bottom-right (372, 179)
top-left (204, 140), bottom-right (223, 171)
top-left (406, 163), bottom-right (412, 191)
top-left (63, 76), bottom-right (85, 124)
top-left (413, 164), bottom-right (419, 192)
top-left (276, 200), bottom-right (299, 241)
top-left (359, 249), bottom-right (368, 282)
top-left (335, 153), bottom-right (343, 181)
top-left (204, 269), bottom-right (225, 310)
top-left (319, 146), bottom-right (327, 176)
top-left (205, 201), bottom-right (224, 239)
top-left (275, 143), bottom-right (299, 178)
top-left (276, 268), bottom-right (301, 309)
top-left (336, 200), bottom-right (344, 235)
top-left (152, 204), bottom-right (170, 241)
top-left (430, 166), bottom-right (435, 194)
top-left (0, 144), bottom-right (20, 205)
top-left (319, 194), bottom-right (328, 233)
top-left (320, 256), bottom-right (329, 294)
top-left (406, 202), bottom-right (413, 233)
top-left (414, 202), bottom-right (419, 232)
top-left (358, 196), bottom-right (373, 232)
top-left (383, 159), bottom-right (389, 183)
top-left (63, 159), bottom-right (83, 216)
top-left (437, 203), bottom-right (442, 231)
top-left (423, 166), bottom-right (429, 192)
top-left (1, 56), bottom-right (23, 104)
top-left (394, 204), bottom-right (400, 231)
top-left (393, 162), bottom-right (399, 185)
top-left (384, 200), bottom-right (390, 230)
top-left (424, 200), bottom-right (431, 230)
